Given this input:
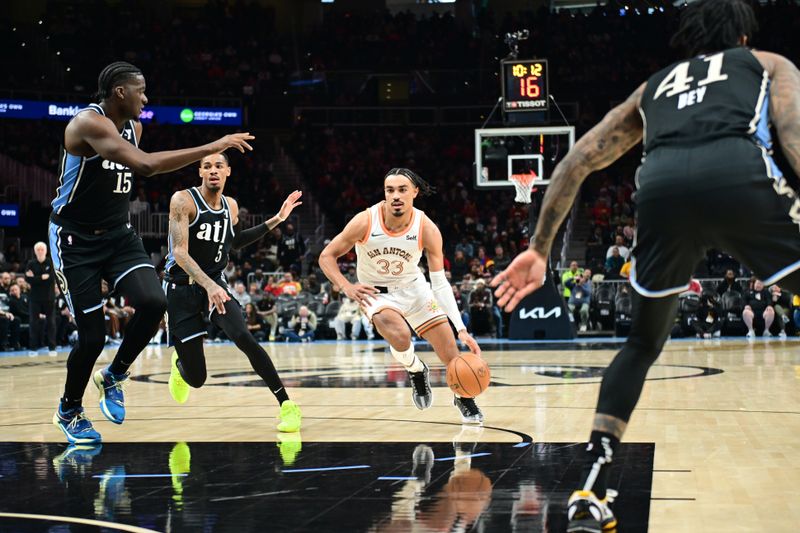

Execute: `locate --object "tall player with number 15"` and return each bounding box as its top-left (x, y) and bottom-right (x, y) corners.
top-left (319, 168), bottom-right (485, 424)
top-left (49, 61), bottom-right (254, 445)
top-left (490, 1), bottom-right (800, 530)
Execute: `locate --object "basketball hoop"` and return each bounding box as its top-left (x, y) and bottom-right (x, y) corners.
top-left (509, 172), bottom-right (537, 204)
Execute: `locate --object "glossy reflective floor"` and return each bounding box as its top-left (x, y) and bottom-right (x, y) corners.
top-left (1, 337), bottom-right (799, 532)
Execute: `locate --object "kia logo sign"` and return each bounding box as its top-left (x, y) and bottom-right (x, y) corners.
top-left (518, 307), bottom-right (561, 320)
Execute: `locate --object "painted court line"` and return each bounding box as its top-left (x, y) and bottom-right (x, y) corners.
top-left (513, 442), bottom-right (531, 448)
top-left (0, 513), bottom-right (159, 533)
top-left (434, 452), bottom-right (492, 461)
top-left (377, 476), bottom-right (417, 481)
top-left (92, 474), bottom-right (188, 479)
top-left (282, 465), bottom-right (371, 473)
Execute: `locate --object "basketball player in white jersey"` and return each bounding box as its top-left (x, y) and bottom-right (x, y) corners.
top-left (319, 168), bottom-right (485, 424)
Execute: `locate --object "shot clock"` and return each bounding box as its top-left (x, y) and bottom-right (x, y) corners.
top-left (502, 59), bottom-right (549, 112)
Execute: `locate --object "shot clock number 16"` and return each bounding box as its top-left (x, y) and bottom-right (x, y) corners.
top-left (502, 59), bottom-right (549, 112)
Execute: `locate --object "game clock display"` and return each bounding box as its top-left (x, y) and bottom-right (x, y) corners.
top-left (502, 59), bottom-right (549, 112)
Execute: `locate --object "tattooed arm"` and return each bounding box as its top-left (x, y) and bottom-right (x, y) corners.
top-left (753, 51), bottom-right (800, 177)
top-left (169, 191), bottom-right (230, 313)
top-left (530, 83), bottom-right (646, 256)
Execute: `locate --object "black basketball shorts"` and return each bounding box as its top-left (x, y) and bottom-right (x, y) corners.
top-left (630, 137), bottom-right (800, 297)
top-left (48, 221), bottom-right (154, 315)
top-left (164, 277), bottom-right (236, 345)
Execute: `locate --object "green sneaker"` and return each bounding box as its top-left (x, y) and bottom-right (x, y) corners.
top-left (277, 433), bottom-right (302, 466)
top-left (169, 442), bottom-right (191, 509)
top-left (168, 351), bottom-right (190, 404)
top-left (277, 400), bottom-right (302, 433)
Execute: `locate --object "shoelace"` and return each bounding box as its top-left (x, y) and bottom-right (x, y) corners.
top-left (410, 371), bottom-right (429, 394)
top-left (104, 374), bottom-right (128, 405)
top-left (66, 411), bottom-right (90, 432)
top-left (458, 398), bottom-right (480, 416)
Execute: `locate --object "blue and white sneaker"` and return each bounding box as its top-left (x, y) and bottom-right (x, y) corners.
top-left (52, 442), bottom-right (102, 482)
top-left (52, 406), bottom-right (102, 445)
top-left (93, 367), bottom-right (129, 424)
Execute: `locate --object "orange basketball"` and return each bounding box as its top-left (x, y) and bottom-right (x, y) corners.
top-left (446, 353), bottom-right (490, 398)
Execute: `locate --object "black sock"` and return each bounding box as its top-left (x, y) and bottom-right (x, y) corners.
top-left (274, 388), bottom-right (290, 405)
top-left (60, 397), bottom-right (82, 412)
top-left (578, 431), bottom-right (620, 500)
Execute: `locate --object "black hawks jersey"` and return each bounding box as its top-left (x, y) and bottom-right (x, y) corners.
top-left (51, 103), bottom-right (138, 228)
top-left (165, 188), bottom-right (235, 284)
top-left (640, 47), bottom-right (773, 155)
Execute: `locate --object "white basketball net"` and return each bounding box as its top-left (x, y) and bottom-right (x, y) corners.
top-left (509, 173), bottom-right (537, 204)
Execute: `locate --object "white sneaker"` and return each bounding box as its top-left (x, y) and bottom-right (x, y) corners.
top-left (567, 489), bottom-right (617, 532)
top-left (746, 330), bottom-right (755, 339)
top-left (579, 325), bottom-right (587, 332)
top-left (779, 331), bottom-right (787, 339)
top-left (763, 330), bottom-right (773, 338)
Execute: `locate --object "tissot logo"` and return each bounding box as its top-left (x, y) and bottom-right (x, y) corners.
top-left (518, 306), bottom-right (561, 320)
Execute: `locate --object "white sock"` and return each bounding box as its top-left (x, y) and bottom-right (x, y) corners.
top-left (390, 345), bottom-right (424, 372)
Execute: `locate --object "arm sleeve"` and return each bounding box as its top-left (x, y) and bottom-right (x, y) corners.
top-left (231, 221), bottom-right (270, 250)
top-left (430, 270), bottom-right (466, 332)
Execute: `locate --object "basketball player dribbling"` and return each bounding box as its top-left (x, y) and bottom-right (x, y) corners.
top-left (491, 1), bottom-right (800, 530)
top-left (319, 168), bottom-right (485, 424)
top-left (49, 61), bottom-right (254, 445)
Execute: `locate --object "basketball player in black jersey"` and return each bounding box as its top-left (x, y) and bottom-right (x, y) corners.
top-left (165, 152), bottom-right (303, 432)
top-left (50, 61), bottom-right (254, 445)
top-left (491, 1), bottom-right (800, 530)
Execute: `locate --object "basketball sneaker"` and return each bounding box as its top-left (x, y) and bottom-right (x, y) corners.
top-left (411, 444), bottom-right (435, 485)
top-left (277, 400), bottom-right (302, 432)
top-left (409, 361), bottom-right (432, 410)
top-left (566, 489), bottom-right (618, 532)
top-left (453, 396), bottom-right (484, 425)
top-left (277, 432), bottom-right (303, 466)
top-left (169, 442), bottom-right (192, 509)
top-left (52, 406), bottom-right (102, 445)
top-left (168, 351), bottom-right (190, 404)
top-left (52, 442), bottom-right (102, 482)
top-left (93, 367), bottom-right (128, 424)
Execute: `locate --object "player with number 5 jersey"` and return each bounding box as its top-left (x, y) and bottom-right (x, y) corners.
top-left (49, 61), bottom-right (255, 446)
top-left (489, 1), bottom-right (800, 530)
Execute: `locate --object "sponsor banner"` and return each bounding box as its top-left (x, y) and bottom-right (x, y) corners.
top-left (508, 274), bottom-right (575, 339)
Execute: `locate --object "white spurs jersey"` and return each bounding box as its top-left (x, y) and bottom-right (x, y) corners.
top-left (355, 202), bottom-right (426, 286)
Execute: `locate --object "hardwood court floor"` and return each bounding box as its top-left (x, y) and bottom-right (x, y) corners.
top-left (0, 337), bottom-right (798, 532)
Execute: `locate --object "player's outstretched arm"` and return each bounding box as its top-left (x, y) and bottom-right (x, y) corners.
top-left (423, 218), bottom-right (481, 356)
top-left (318, 211), bottom-right (378, 305)
top-left (755, 51), bottom-right (800, 178)
top-left (68, 112), bottom-right (254, 177)
top-left (229, 191), bottom-right (303, 250)
top-left (168, 191), bottom-right (230, 314)
top-left (490, 83), bottom-right (645, 312)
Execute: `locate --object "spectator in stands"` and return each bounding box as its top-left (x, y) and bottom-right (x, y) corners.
top-left (0, 295), bottom-right (21, 351)
top-left (769, 285), bottom-right (790, 339)
top-left (285, 305), bottom-right (317, 342)
top-left (451, 249), bottom-right (469, 282)
top-left (332, 296), bottom-right (373, 340)
top-left (232, 281), bottom-right (251, 307)
top-left (303, 273), bottom-right (323, 295)
top-left (251, 269), bottom-right (267, 290)
top-left (691, 291), bottom-right (722, 339)
top-left (568, 269), bottom-right (593, 332)
top-left (452, 284), bottom-right (470, 331)
top-left (620, 260), bottom-right (631, 280)
top-left (7, 284), bottom-right (29, 347)
top-left (561, 261), bottom-right (582, 299)
top-left (0, 272), bottom-right (12, 294)
top-left (606, 235), bottom-right (630, 261)
top-left (223, 260), bottom-right (237, 281)
top-left (256, 291), bottom-right (279, 341)
top-left (455, 236), bottom-right (475, 259)
top-left (277, 272), bottom-right (302, 297)
top-left (716, 269), bottom-right (744, 295)
top-left (277, 223), bottom-right (305, 273)
top-left (244, 303), bottom-right (266, 342)
top-left (469, 279), bottom-right (494, 337)
top-left (248, 282), bottom-right (263, 306)
top-left (604, 247), bottom-right (625, 280)
top-left (492, 244), bottom-right (511, 273)
top-left (105, 295), bottom-right (135, 341)
top-left (129, 188), bottom-right (150, 216)
top-left (25, 242), bottom-right (56, 351)
top-left (743, 279), bottom-right (775, 339)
